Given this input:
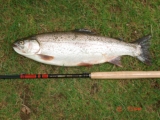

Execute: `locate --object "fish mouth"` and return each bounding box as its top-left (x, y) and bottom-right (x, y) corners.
top-left (12, 43), bottom-right (17, 48)
top-left (12, 43), bottom-right (23, 54)
top-left (12, 43), bottom-right (20, 52)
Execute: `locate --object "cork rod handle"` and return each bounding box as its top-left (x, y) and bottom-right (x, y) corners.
top-left (91, 71), bottom-right (160, 79)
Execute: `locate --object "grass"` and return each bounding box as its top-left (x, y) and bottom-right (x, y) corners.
top-left (0, 0), bottom-right (160, 119)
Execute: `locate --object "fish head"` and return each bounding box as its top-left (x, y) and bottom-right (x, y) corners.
top-left (13, 38), bottom-right (40, 55)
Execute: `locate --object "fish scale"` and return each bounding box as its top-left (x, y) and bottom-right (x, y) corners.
top-left (13, 29), bottom-right (151, 67)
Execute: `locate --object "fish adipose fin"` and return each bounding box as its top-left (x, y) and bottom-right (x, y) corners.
top-left (109, 56), bottom-right (122, 67)
top-left (73, 29), bottom-right (96, 34)
top-left (133, 35), bottom-right (152, 65)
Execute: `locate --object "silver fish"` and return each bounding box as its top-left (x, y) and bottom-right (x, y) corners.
top-left (13, 29), bottom-right (151, 67)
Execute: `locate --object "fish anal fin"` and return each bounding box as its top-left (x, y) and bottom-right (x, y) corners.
top-left (38, 54), bottom-right (54, 61)
top-left (109, 56), bottom-right (122, 67)
top-left (73, 29), bottom-right (96, 35)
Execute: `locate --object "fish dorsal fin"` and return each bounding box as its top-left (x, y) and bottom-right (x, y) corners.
top-left (109, 56), bottom-right (122, 67)
top-left (73, 29), bottom-right (96, 34)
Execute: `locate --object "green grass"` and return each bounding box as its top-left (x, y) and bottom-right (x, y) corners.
top-left (0, 0), bottom-right (160, 119)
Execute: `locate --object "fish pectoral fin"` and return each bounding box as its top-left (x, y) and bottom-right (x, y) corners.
top-left (109, 56), bottom-right (122, 67)
top-left (37, 54), bottom-right (54, 61)
top-left (73, 29), bottom-right (96, 35)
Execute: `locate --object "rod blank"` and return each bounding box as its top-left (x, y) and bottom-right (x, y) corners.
top-left (0, 71), bottom-right (160, 79)
top-left (0, 73), bottom-right (90, 79)
top-left (0, 75), bottom-right (20, 79)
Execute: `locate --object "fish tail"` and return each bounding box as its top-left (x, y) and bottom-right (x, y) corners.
top-left (133, 35), bottom-right (152, 65)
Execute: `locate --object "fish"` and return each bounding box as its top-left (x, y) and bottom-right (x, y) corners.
top-left (13, 29), bottom-right (151, 67)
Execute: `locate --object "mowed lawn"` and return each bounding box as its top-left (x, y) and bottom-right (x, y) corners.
top-left (0, 0), bottom-right (160, 119)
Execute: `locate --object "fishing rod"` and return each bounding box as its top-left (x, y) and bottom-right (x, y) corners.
top-left (0, 71), bottom-right (160, 79)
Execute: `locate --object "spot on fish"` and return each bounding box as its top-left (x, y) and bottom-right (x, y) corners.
top-left (38, 54), bottom-right (54, 61)
top-left (77, 62), bottom-right (93, 67)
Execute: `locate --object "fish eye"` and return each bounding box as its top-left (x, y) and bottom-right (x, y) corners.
top-left (19, 41), bottom-right (24, 45)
